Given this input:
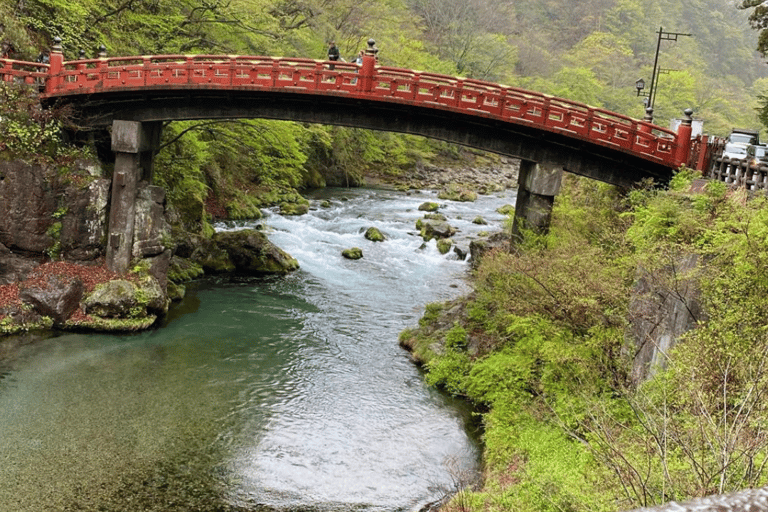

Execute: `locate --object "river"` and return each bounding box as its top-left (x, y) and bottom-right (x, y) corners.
top-left (0, 187), bottom-right (516, 511)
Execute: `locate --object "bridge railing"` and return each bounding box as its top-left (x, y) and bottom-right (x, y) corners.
top-left (0, 58), bottom-right (49, 87)
top-left (1, 51), bottom-right (685, 169)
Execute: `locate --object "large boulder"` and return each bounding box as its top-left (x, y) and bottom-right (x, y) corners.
top-left (82, 275), bottom-right (168, 319)
top-left (19, 275), bottom-right (85, 326)
top-left (212, 229), bottom-right (299, 274)
top-left (83, 280), bottom-right (141, 318)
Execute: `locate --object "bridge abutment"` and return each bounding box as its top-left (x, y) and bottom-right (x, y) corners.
top-left (106, 120), bottom-right (162, 273)
top-left (511, 159), bottom-right (563, 242)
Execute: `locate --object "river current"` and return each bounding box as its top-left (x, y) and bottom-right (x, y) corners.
top-left (0, 187), bottom-right (515, 511)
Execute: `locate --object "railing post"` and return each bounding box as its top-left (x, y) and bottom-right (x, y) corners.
top-left (638, 107), bottom-right (653, 134)
top-left (45, 36), bottom-right (63, 94)
top-left (674, 108), bottom-right (694, 168)
top-left (360, 38), bottom-right (377, 93)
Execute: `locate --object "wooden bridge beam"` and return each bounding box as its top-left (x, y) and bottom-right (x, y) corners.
top-left (106, 120), bottom-right (162, 273)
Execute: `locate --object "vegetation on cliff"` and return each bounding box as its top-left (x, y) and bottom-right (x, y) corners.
top-left (402, 172), bottom-right (768, 511)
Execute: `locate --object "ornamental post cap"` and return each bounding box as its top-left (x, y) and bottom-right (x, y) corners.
top-left (52, 36), bottom-right (62, 53)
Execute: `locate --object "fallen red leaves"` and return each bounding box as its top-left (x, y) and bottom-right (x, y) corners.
top-left (0, 260), bottom-right (121, 311)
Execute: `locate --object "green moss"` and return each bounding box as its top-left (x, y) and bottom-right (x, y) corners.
top-left (64, 315), bottom-right (158, 332)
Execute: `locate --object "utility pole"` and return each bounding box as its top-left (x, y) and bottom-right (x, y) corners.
top-left (635, 27), bottom-right (692, 122)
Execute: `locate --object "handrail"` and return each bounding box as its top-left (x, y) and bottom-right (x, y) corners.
top-left (0, 54), bottom-right (683, 168)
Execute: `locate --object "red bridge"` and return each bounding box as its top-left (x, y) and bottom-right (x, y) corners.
top-left (1, 38), bottom-right (703, 272)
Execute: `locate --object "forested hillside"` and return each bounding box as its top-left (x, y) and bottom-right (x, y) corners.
top-left (2, 0), bottom-right (766, 225)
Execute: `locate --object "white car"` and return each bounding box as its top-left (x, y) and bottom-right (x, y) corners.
top-left (722, 142), bottom-right (748, 161)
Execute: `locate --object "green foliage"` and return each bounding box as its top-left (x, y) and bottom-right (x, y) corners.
top-left (0, 83), bottom-right (68, 160)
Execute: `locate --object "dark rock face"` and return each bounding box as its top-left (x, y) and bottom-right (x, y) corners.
top-left (0, 242), bottom-right (39, 285)
top-left (212, 229), bottom-right (299, 274)
top-left (0, 160), bottom-right (109, 261)
top-left (133, 183), bottom-right (169, 259)
top-left (0, 160), bottom-right (58, 254)
top-left (626, 254), bottom-right (705, 385)
top-left (60, 178), bottom-right (110, 261)
top-left (19, 275), bottom-right (85, 326)
top-left (469, 232), bottom-right (509, 265)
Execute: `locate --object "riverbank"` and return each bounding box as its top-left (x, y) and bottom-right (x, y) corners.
top-left (399, 172), bottom-right (768, 512)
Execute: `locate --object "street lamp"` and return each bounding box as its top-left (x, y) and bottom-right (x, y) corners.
top-left (634, 27), bottom-right (692, 122)
top-left (635, 78), bottom-right (646, 96)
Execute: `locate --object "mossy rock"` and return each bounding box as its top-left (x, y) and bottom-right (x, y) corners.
top-left (342, 247), bottom-right (363, 260)
top-left (280, 202), bottom-right (310, 216)
top-left (213, 229), bottom-right (299, 274)
top-left (320, 200), bottom-right (332, 208)
top-left (472, 216), bottom-right (488, 225)
top-left (418, 201), bottom-right (440, 212)
top-left (496, 204), bottom-right (515, 215)
top-left (364, 227), bottom-right (386, 242)
top-left (436, 238), bottom-right (453, 254)
top-left (438, 188), bottom-right (477, 202)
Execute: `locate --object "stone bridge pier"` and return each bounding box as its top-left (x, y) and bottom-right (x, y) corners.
top-left (106, 120), bottom-right (162, 273)
top-left (511, 159), bottom-right (563, 242)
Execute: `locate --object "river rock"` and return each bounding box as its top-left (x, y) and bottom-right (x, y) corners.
top-left (364, 227), bottom-right (385, 242)
top-left (280, 202), bottom-right (309, 216)
top-left (212, 229), bottom-right (299, 274)
top-left (418, 201), bottom-right (440, 212)
top-left (436, 238), bottom-right (453, 254)
top-left (342, 247), bottom-right (363, 259)
top-left (19, 275), bottom-right (85, 325)
top-left (420, 220), bottom-right (457, 241)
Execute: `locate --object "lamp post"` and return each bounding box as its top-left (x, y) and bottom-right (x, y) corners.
top-left (634, 27), bottom-right (692, 122)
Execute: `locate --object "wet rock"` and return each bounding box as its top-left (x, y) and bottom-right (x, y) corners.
top-left (212, 229), bottom-right (299, 274)
top-left (420, 220), bottom-right (457, 241)
top-left (364, 227), bottom-right (385, 242)
top-left (342, 247), bottom-right (363, 259)
top-left (280, 202), bottom-right (309, 216)
top-left (437, 238), bottom-right (453, 254)
top-left (418, 201), bottom-right (440, 212)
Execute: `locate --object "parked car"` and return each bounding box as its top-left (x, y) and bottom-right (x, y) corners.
top-left (722, 142), bottom-right (748, 161)
top-left (747, 144), bottom-right (768, 166)
top-left (729, 128), bottom-right (760, 146)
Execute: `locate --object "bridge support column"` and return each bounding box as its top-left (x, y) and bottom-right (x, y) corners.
top-left (511, 159), bottom-right (563, 243)
top-left (106, 120), bottom-right (161, 273)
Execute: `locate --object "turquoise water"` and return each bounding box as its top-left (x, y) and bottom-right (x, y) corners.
top-left (0, 188), bottom-right (515, 511)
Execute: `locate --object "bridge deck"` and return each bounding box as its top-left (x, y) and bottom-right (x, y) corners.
top-left (1, 53), bottom-right (683, 170)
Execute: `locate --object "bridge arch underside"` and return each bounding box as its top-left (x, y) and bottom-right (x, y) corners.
top-left (58, 89), bottom-right (674, 189)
